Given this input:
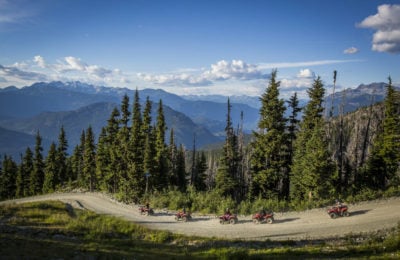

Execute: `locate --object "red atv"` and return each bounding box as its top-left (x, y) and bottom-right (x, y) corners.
top-left (219, 213), bottom-right (238, 224)
top-left (327, 205), bottom-right (350, 219)
top-left (252, 211), bottom-right (274, 224)
top-left (138, 205), bottom-right (154, 216)
top-left (175, 211), bottom-right (192, 222)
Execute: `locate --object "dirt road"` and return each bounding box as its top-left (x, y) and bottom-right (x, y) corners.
top-left (1, 192), bottom-right (399, 241)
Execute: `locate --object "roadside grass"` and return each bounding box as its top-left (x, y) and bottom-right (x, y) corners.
top-left (0, 201), bottom-right (399, 259)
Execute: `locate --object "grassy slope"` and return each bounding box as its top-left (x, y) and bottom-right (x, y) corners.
top-left (0, 201), bottom-right (399, 259)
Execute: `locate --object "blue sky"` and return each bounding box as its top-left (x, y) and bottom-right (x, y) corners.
top-left (0, 0), bottom-right (399, 98)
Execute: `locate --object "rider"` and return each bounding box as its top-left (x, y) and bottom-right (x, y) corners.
top-left (335, 199), bottom-right (342, 208)
top-left (225, 208), bottom-right (231, 216)
top-left (259, 208), bottom-right (266, 216)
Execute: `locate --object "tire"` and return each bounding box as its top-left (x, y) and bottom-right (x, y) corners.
top-left (266, 217), bottom-right (273, 224)
top-left (253, 218), bottom-right (260, 224)
top-left (229, 218), bottom-right (236, 225)
top-left (329, 212), bottom-right (337, 219)
top-left (175, 216), bottom-right (179, 221)
top-left (182, 216), bottom-right (187, 222)
top-left (343, 211), bottom-right (350, 217)
top-left (219, 219), bottom-right (224, 225)
top-left (145, 211), bottom-right (149, 216)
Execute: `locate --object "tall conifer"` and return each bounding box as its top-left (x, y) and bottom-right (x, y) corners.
top-left (250, 70), bottom-right (287, 199)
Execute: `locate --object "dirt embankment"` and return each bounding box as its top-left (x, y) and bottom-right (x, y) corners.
top-left (1, 192), bottom-right (399, 241)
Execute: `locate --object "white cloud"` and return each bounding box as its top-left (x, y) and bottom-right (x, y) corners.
top-left (34, 55), bottom-right (46, 68)
top-left (258, 59), bottom-right (361, 69)
top-left (0, 64), bottom-right (47, 82)
top-left (359, 4), bottom-right (400, 54)
top-left (344, 47), bottom-right (359, 54)
top-left (280, 69), bottom-right (316, 97)
top-left (297, 69), bottom-right (315, 78)
top-left (139, 59), bottom-right (269, 86)
top-left (0, 56), bottom-right (128, 87)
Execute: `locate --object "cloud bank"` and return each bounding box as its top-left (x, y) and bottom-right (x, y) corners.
top-left (359, 4), bottom-right (400, 54)
top-left (138, 59), bottom-right (269, 86)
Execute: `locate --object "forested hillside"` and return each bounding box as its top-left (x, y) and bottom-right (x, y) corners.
top-left (1, 73), bottom-right (399, 210)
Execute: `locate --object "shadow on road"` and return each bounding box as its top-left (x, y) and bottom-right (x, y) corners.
top-left (238, 219), bottom-right (253, 224)
top-left (350, 209), bottom-right (371, 216)
top-left (274, 217), bottom-right (300, 224)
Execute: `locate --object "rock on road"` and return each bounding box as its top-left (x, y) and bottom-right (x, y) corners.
top-left (1, 192), bottom-right (399, 241)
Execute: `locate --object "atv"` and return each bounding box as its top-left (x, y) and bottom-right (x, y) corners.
top-left (138, 205), bottom-right (154, 216)
top-left (327, 205), bottom-right (350, 219)
top-left (252, 211), bottom-right (274, 224)
top-left (175, 211), bottom-right (192, 222)
top-left (219, 213), bottom-right (238, 224)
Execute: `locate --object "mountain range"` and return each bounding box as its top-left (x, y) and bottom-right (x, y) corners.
top-left (0, 81), bottom-right (397, 160)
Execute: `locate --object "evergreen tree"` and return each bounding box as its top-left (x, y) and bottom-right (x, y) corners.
top-left (381, 77), bottom-right (400, 186)
top-left (0, 155), bottom-right (17, 200)
top-left (83, 126), bottom-right (96, 191)
top-left (117, 94), bottom-right (131, 193)
top-left (16, 148), bottom-right (33, 197)
top-left (120, 94), bottom-right (131, 129)
top-left (107, 107), bottom-right (122, 193)
top-left (127, 89), bottom-right (145, 201)
top-left (216, 98), bottom-right (239, 198)
top-left (30, 131), bottom-right (45, 195)
top-left (167, 128), bottom-right (179, 187)
top-left (43, 142), bottom-right (57, 193)
top-left (154, 100), bottom-right (168, 190)
top-left (142, 97), bottom-right (156, 192)
top-left (71, 131), bottom-right (85, 186)
top-left (56, 126), bottom-right (68, 186)
top-left (176, 144), bottom-right (187, 192)
top-left (96, 127), bottom-right (111, 192)
top-left (285, 92), bottom-right (301, 198)
top-left (250, 70), bottom-right (287, 199)
top-left (291, 77), bottom-right (335, 201)
top-left (286, 92), bottom-right (301, 161)
top-left (365, 77), bottom-right (400, 189)
top-left (194, 151), bottom-right (207, 191)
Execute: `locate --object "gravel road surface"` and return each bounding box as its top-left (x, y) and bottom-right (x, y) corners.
top-left (1, 192), bottom-right (399, 241)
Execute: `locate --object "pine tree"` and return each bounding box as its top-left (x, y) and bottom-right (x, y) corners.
top-left (381, 77), bottom-right (400, 186)
top-left (0, 155), bottom-right (17, 200)
top-left (250, 70), bottom-right (287, 199)
top-left (96, 127), bottom-right (111, 192)
top-left (30, 131), bottom-right (45, 195)
top-left (117, 95), bottom-right (132, 197)
top-left (71, 131), bottom-right (85, 186)
top-left (83, 126), bottom-right (96, 191)
top-left (176, 144), bottom-right (187, 192)
top-left (215, 98), bottom-right (239, 198)
top-left (43, 142), bottom-right (57, 193)
top-left (285, 92), bottom-right (301, 198)
top-left (194, 151), bottom-right (207, 191)
top-left (168, 128), bottom-right (178, 187)
top-left (154, 99), bottom-right (168, 190)
top-left (106, 107), bottom-right (122, 193)
top-left (127, 89), bottom-right (145, 200)
top-left (56, 126), bottom-right (68, 187)
top-left (142, 97), bottom-right (156, 192)
top-left (120, 94), bottom-right (131, 129)
top-left (16, 148), bottom-right (33, 197)
top-left (365, 77), bottom-right (400, 189)
top-left (291, 77), bottom-right (335, 201)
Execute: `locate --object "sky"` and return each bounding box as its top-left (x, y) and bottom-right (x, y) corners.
top-left (0, 0), bottom-right (399, 99)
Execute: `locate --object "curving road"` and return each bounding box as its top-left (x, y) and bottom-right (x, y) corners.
top-left (1, 192), bottom-right (399, 241)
